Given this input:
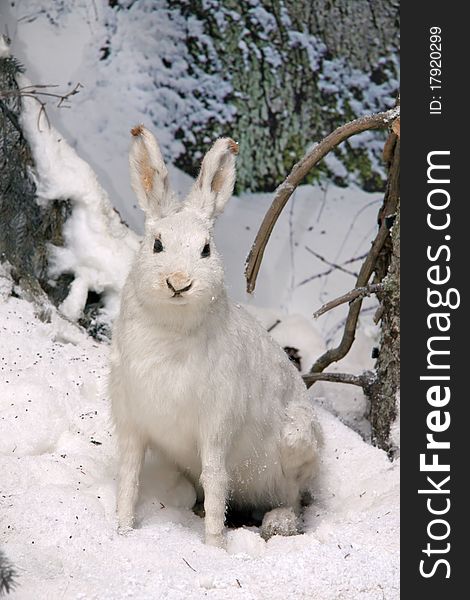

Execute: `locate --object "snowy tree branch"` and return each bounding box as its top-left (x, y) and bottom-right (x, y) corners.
top-left (244, 107), bottom-right (400, 293)
top-left (0, 550), bottom-right (16, 596)
top-left (313, 283), bottom-right (384, 318)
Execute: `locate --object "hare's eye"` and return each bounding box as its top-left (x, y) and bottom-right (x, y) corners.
top-left (201, 243), bottom-right (211, 258)
top-left (153, 238), bottom-right (164, 253)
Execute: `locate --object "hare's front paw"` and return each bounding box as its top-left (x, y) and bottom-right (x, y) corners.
top-left (117, 514), bottom-right (135, 536)
top-left (117, 524), bottom-right (134, 536)
top-left (205, 532), bottom-right (225, 548)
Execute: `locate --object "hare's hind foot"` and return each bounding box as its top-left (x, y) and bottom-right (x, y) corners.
top-left (260, 506), bottom-right (299, 540)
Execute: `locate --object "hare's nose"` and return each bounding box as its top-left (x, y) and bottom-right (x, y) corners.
top-left (166, 277), bottom-right (193, 295)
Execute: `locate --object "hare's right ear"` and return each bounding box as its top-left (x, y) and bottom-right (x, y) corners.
top-left (129, 125), bottom-right (175, 218)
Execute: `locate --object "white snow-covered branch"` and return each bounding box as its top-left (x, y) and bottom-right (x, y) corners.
top-left (18, 75), bottom-right (139, 323)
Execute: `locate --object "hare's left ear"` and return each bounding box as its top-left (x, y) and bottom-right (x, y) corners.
top-left (185, 137), bottom-right (238, 220)
top-left (129, 125), bottom-right (176, 218)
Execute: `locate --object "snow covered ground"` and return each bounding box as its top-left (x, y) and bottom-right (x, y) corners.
top-left (0, 292), bottom-right (399, 599)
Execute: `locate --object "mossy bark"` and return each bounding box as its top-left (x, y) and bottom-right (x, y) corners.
top-left (169, 0), bottom-right (399, 193)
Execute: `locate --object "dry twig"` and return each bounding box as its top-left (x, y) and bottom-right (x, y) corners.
top-left (296, 252), bottom-right (367, 287)
top-left (313, 283), bottom-right (384, 319)
top-left (0, 82), bottom-right (82, 130)
top-left (303, 370), bottom-right (375, 391)
top-left (304, 246), bottom-right (358, 278)
top-left (182, 558), bottom-right (197, 572)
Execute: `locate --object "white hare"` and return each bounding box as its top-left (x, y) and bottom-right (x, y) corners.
top-left (109, 125), bottom-right (321, 547)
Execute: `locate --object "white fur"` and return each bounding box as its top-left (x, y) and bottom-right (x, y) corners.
top-left (110, 127), bottom-right (321, 546)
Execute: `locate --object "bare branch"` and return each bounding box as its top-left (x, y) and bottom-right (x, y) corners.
top-left (182, 558), bottom-right (197, 572)
top-left (267, 319), bottom-right (281, 332)
top-left (0, 82), bottom-right (82, 131)
top-left (373, 304), bottom-right (385, 324)
top-left (324, 306), bottom-right (375, 346)
top-left (0, 82), bottom-right (82, 107)
top-left (297, 266), bottom-right (343, 286)
top-left (303, 370), bottom-right (375, 391)
top-left (392, 117), bottom-right (400, 137)
top-left (56, 82), bottom-right (82, 107)
top-left (18, 84), bottom-right (60, 90)
top-left (304, 246), bottom-right (358, 277)
top-left (296, 252), bottom-right (367, 287)
top-left (313, 283), bottom-right (384, 319)
top-left (309, 137), bottom-right (400, 374)
top-left (244, 106), bottom-right (400, 293)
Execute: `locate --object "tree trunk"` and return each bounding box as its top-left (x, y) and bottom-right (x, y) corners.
top-left (170, 0), bottom-right (399, 193)
top-left (368, 135), bottom-right (400, 455)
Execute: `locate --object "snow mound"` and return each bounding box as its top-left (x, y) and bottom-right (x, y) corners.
top-left (226, 528), bottom-right (266, 558)
top-left (0, 294), bottom-right (398, 599)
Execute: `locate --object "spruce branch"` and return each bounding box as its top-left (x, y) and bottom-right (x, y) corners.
top-left (0, 551), bottom-right (17, 596)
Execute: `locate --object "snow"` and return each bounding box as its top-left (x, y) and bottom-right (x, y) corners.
top-left (0, 34), bottom-right (9, 58)
top-left (0, 293), bottom-right (399, 599)
top-left (0, 3), bottom-right (399, 595)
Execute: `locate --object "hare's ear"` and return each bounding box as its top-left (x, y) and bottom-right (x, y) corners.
top-left (129, 125), bottom-right (175, 218)
top-left (185, 137), bottom-right (238, 220)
